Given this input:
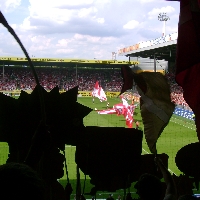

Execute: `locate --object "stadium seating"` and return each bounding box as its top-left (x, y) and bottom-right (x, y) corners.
top-left (0, 67), bottom-right (191, 110)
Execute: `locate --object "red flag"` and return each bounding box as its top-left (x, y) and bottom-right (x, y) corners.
top-left (94, 81), bottom-right (99, 90)
top-left (97, 108), bottom-right (116, 114)
top-left (125, 108), bottom-right (133, 128)
top-left (113, 103), bottom-right (124, 116)
top-left (175, 0), bottom-right (200, 140)
top-left (97, 100), bottom-right (134, 128)
top-left (92, 81), bottom-right (107, 101)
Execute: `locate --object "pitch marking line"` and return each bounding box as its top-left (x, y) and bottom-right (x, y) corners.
top-left (170, 117), bottom-right (196, 131)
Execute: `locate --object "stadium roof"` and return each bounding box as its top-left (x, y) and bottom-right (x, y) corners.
top-left (118, 32), bottom-right (177, 62)
top-left (0, 57), bottom-right (139, 68)
top-left (125, 40), bottom-right (177, 62)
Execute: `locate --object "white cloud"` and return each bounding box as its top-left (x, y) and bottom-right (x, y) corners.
top-left (19, 17), bottom-right (37, 31)
top-left (10, 23), bottom-right (17, 29)
top-left (0, 0), bottom-right (179, 60)
top-left (5, 0), bottom-right (21, 8)
top-left (56, 48), bottom-right (74, 54)
top-left (28, 2), bottom-right (72, 22)
top-left (27, 35), bottom-right (54, 53)
top-left (73, 34), bottom-right (115, 44)
top-left (28, 0), bottom-right (96, 20)
top-left (0, 0), bottom-right (21, 12)
top-left (56, 39), bottom-right (69, 47)
top-left (123, 20), bottom-right (139, 29)
top-left (97, 18), bottom-right (104, 24)
top-left (78, 7), bottom-right (97, 18)
top-left (140, 0), bottom-right (157, 3)
top-left (29, 0), bottom-right (94, 9)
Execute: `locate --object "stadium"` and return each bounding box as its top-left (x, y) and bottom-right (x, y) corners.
top-left (0, 2), bottom-right (200, 199)
top-left (0, 55), bottom-right (198, 199)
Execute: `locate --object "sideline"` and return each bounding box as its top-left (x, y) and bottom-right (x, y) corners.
top-left (170, 117), bottom-right (196, 131)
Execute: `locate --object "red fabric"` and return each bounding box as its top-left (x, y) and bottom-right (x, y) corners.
top-left (175, 0), bottom-right (200, 140)
top-left (98, 102), bottom-right (134, 128)
top-left (94, 81), bottom-right (99, 89)
top-left (125, 109), bottom-right (133, 128)
top-left (98, 87), bottom-right (101, 96)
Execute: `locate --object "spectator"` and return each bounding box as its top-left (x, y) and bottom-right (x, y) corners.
top-left (155, 157), bottom-right (177, 200)
top-left (134, 157), bottom-right (177, 200)
top-left (134, 173), bottom-right (163, 200)
top-left (0, 162), bottom-right (45, 200)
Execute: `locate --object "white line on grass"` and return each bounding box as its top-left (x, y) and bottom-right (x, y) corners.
top-left (172, 116), bottom-right (195, 124)
top-left (142, 148), bottom-right (149, 154)
top-left (170, 117), bottom-right (196, 131)
top-left (142, 148), bottom-right (177, 176)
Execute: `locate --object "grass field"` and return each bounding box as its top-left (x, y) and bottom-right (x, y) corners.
top-left (0, 96), bottom-right (198, 199)
top-left (79, 97), bottom-right (198, 175)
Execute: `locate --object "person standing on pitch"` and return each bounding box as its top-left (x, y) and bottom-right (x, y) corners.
top-left (107, 102), bottom-right (110, 109)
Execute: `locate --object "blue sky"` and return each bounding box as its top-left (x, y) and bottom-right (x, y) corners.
top-left (0, 0), bottom-right (180, 60)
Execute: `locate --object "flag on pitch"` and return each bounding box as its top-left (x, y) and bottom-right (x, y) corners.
top-left (98, 99), bottom-right (134, 128)
top-left (126, 108), bottom-right (133, 128)
top-left (97, 108), bottom-right (116, 114)
top-left (174, 0), bottom-right (200, 141)
top-left (121, 66), bottom-right (175, 153)
top-left (92, 81), bottom-right (107, 101)
top-left (121, 98), bottom-right (134, 128)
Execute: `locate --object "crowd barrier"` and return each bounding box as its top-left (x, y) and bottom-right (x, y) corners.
top-left (105, 92), bottom-right (120, 97)
top-left (77, 91), bottom-right (91, 97)
top-left (77, 91), bottom-right (121, 97)
top-left (173, 107), bottom-right (194, 120)
top-left (0, 90), bottom-right (122, 98)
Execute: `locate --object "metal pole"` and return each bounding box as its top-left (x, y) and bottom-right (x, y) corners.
top-left (154, 54), bottom-right (156, 72)
top-left (163, 20), bottom-right (166, 37)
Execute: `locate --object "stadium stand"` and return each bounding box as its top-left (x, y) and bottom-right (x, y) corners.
top-left (0, 67), bottom-right (122, 92)
top-left (165, 72), bottom-right (191, 111)
top-left (0, 66), bottom-right (191, 110)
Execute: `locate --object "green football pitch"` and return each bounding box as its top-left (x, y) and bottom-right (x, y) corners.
top-left (0, 96), bottom-right (198, 198)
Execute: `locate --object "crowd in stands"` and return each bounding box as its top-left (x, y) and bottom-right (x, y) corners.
top-left (0, 66), bottom-right (191, 110)
top-left (165, 72), bottom-right (191, 111)
top-left (0, 67), bottom-right (122, 92)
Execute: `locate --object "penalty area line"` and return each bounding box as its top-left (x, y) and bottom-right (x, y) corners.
top-left (142, 148), bottom-right (177, 176)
